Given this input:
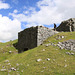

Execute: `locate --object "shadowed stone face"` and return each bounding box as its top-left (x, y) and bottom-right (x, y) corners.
top-left (57, 18), bottom-right (75, 32)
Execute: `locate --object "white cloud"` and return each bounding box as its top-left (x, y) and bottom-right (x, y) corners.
top-left (9, 0), bottom-right (75, 27)
top-left (0, 14), bottom-right (21, 42)
top-left (9, 13), bottom-right (28, 22)
top-left (0, 1), bottom-right (10, 9)
top-left (13, 9), bottom-right (18, 13)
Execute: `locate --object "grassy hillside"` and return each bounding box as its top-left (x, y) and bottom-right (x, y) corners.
top-left (0, 32), bottom-right (75, 75)
top-left (0, 40), bottom-right (18, 62)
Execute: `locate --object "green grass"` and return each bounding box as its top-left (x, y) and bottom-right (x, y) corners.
top-left (0, 40), bottom-right (18, 62)
top-left (0, 32), bottom-right (75, 75)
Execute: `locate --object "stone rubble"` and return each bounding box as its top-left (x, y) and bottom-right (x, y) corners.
top-left (9, 51), bottom-right (12, 54)
top-left (10, 67), bottom-right (16, 71)
top-left (42, 49), bottom-right (45, 51)
top-left (21, 70), bottom-right (23, 72)
top-left (46, 58), bottom-right (50, 61)
top-left (45, 43), bottom-right (51, 47)
top-left (57, 39), bottom-right (75, 52)
top-left (55, 35), bottom-right (65, 40)
top-left (43, 67), bottom-right (46, 69)
top-left (1, 69), bottom-right (6, 71)
top-left (36, 59), bottom-right (42, 62)
top-left (66, 52), bottom-right (74, 55)
top-left (64, 64), bottom-right (67, 67)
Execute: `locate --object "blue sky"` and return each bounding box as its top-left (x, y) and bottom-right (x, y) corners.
top-left (0, 0), bottom-right (75, 42)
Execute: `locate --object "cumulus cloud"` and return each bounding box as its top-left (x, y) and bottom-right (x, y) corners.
top-left (0, 1), bottom-right (10, 9)
top-left (9, 0), bottom-right (75, 28)
top-left (13, 9), bottom-right (18, 13)
top-left (0, 14), bottom-right (21, 42)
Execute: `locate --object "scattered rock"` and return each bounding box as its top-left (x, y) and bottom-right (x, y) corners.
top-left (71, 52), bottom-right (74, 55)
top-left (66, 52), bottom-right (74, 55)
top-left (21, 70), bottom-right (23, 72)
top-left (47, 58), bottom-right (50, 61)
top-left (57, 39), bottom-right (75, 51)
top-left (41, 70), bottom-right (44, 72)
top-left (36, 59), bottom-right (42, 62)
top-left (45, 44), bottom-right (49, 47)
top-left (42, 49), bottom-right (45, 51)
top-left (9, 51), bottom-right (12, 53)
top-left (61, 36), bottom-right (65, 39)
top-left (1, 69), bottom-right (6, 71)
top-left (43, 67), bottom-right (46, 69)
top-left (64, 64), bottom-right (67, 67)
top-left (45, 43), bottom-right (51, 47)
top-left (10, 67), bottom-right (16, 71)
top-left (56, 35), bottom-right (65, 40)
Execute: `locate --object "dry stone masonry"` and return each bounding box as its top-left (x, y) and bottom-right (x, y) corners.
top-left (18, 26), bottom-right (58, 53)
top-left (57, 39), bottom-right (75, 52)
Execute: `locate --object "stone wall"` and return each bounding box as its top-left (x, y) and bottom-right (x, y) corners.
top-left (37, 26), bottom-right (57, 46)
top-left (18, 27), bottom-right (37, 53)
top-left (18, 26), bottom-right (58, 53)
top-left (57, 18), bottom-right (75, 32)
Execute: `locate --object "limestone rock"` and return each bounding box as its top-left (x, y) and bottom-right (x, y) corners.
top-left (10, 67), bottom-right (16, 71)
top-left (9, 51), bottom-right (12, 53)
top-left (57, 39), bottom-right (75, 51)
top-left (1, 69), bottom-right (6, 71)
top-left (36, 59), bottom-right (42, 62)
top-left (42, 49), bottom-right (45, 51)
top-left (47, 58), bottom-right (50, 61)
